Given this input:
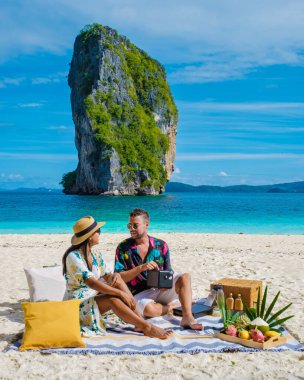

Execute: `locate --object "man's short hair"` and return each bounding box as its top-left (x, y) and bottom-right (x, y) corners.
top-left (129, 208), bottom-right (150, 222)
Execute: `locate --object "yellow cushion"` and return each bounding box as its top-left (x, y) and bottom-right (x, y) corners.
top-left (20, 299), bottom-right (86, 351)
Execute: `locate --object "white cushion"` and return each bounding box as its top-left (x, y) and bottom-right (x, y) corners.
top-left (24, 266), bottom-right (66, 301)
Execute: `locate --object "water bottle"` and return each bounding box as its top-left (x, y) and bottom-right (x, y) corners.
top-left (204, 288), bottom-right (217, 307)
top-left (216, 283), bottom-right (225, 309)
top-left (212, 283), bottom-right (225, 316)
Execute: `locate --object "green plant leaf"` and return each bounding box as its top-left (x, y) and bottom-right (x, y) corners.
top-left (243, 300), bottom-right (254, 320)
top-left (227, 309), bottom-right (231, 321)
top-left (269, 315), bottom-right (294, 328)
top-left (260, 285), bottom-right (268, 319)
top-left (266, 303), bottom-right (292, 324)
top-left (264, 291), bottom-right (280, 321)
top-left (250, 307), bottom-right (257, 319)
top-left (269, 328), bottom-right (282, 335)
top-left (219, 297), bottom-right (226, 325)
top-left (231, 312), bottom-right (240, 322)
top-left (256, 287), bottom-right (261, 317)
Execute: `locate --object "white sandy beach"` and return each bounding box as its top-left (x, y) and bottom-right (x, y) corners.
top-left (0, 233), bottom-right (303, 379)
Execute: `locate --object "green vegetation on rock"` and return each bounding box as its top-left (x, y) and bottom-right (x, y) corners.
top-left (123, 45), bottom-right (177, 123)
top-left (60, 171), bottom-right (76, 192)
top-left (84, 91), bottom-right (169, 187)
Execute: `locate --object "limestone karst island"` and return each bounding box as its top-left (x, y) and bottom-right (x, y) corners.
top-left (61, 24), bottom-right (178, 195)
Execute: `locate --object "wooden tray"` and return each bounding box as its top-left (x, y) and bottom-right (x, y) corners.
top-left (217, 332), bottom-right (290, 350)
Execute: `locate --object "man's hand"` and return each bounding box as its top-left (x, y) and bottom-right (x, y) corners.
top-left (119, 291), bottom-right (136, 310)
top-left (141, 261), bottom-right (159, 271)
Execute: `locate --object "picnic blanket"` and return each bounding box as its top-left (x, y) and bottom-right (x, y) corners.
top-left (7, 314), bottom-right (304, 355)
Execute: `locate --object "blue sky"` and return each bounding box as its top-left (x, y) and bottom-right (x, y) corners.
top-left (1, 0), bottom-right (304, 189)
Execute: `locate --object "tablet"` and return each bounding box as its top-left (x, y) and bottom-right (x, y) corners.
top-left (173, 304), bottom-right (213, 317)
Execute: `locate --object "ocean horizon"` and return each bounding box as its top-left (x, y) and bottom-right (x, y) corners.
top-left (1, 191), bottom-right (303, 234)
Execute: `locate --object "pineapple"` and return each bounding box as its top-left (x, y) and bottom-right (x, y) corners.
top-left (235, 314), bottom-right (251, 329)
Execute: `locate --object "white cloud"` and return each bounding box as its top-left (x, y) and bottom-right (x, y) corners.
top-left (177, 153), bottom-right (304, 161)
top-left (179, 101), bottom-right (304, 113)
top-left (0, 73), bottom-right (67, 88)
top-left (169, 52), bottom-right (304, 84)
top-left (0, 173), bottom-right (24, 182)
top-left (1, 1), bottom-right (304, 83)
top-left (48, 125), bottom-right (70, 131)
top-left (8, 174), bottom-right (23, 180)
top-left (0, 77), bottom-right (25, 88)
top-left (32, 72), bottom-right (68, 85)
top-left (32, 77), bottom-right (57, 85)
top-left (219, 171), bottom-right (229, 177)
top-left (0, 152), bottom-right (77, 160)
top-left (17, 102), bottom-right (43, 108)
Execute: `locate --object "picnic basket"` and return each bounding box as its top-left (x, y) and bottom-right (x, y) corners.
top-left (210, 278), bottom-right (262, 308)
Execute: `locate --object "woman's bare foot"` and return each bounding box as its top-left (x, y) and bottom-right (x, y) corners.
top-left (142, 324), bottom-right (173, 339)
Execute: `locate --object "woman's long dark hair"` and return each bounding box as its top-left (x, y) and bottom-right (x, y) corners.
top-left (62, 239), bottom-right (91, 275)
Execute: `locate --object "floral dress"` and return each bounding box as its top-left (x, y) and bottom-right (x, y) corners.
top-left (64, 250), bottom-right (111, 337)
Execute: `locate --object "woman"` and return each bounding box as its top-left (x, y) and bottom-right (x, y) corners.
top-left (63, 215), bottom-right (171, 339)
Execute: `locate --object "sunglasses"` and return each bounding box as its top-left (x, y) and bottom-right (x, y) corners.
top-left (126, 223), bottom-right (140, 230)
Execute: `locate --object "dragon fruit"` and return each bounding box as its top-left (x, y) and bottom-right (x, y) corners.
top-left (226, 325), bottom-right (237, 337)
top-left (250, 328), bottom-right (265, 343)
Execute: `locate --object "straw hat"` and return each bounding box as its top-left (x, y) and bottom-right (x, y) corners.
top-left (71, 216), bottom-right (105, 245)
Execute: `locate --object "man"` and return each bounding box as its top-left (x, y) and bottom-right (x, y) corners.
top-left (114, 208), bottom-right (203, 330)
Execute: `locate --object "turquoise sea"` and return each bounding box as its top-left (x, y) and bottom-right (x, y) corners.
top-left (0, 192), bottom-right (303, 234)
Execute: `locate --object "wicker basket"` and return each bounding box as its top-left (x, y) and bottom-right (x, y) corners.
top-left (210, 278), bottom-right (262, 309)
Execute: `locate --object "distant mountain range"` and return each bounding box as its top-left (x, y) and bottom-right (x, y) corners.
top-left (165, 181), bottom-right (304, 193)
top-left (1, 181), bottom-right (304, 193)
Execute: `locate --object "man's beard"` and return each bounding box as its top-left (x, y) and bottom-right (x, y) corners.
top-left (131, 231), bottom-right (146, 239)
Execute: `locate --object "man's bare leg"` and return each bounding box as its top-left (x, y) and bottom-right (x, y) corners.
top-left (141, 274), bottom-right (200, 325)
top-left (143, 302), bottom-right (170, 317)
top-left (95, 295), bottom-right (172, 339)
top-left (175, 273), bottom-right (203, 330)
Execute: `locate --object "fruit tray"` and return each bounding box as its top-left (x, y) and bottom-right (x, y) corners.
top-left (216, 331), bottom-right (290, 350)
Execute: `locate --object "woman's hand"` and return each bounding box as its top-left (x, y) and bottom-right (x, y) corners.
top-left (119, 291), bottom-right (136, 310)
top-left (141, 261), bottom-right (159, 271)
top-left (105, 273), bottom-right (122, 287)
